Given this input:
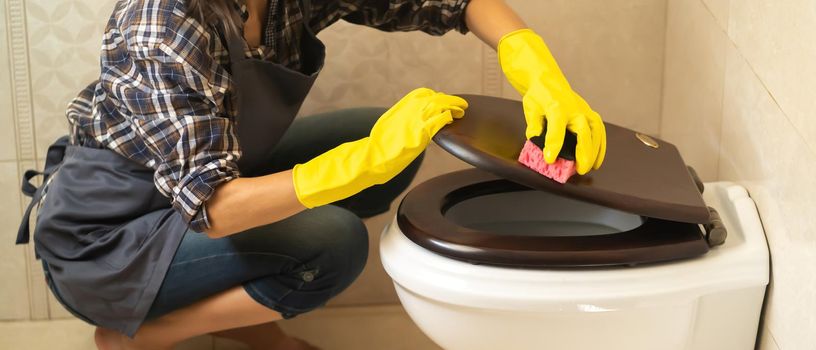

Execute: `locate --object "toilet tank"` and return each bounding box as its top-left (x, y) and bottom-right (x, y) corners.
top-left (380, 182), bottom-right (770, 350)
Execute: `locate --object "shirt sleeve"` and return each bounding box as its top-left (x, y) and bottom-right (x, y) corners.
top-left (120, 3), bottom-right (240, 232)
top-left (341, 0), bottom-right (472, 35)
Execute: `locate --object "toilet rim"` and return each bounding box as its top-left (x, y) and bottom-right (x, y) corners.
top-left (382, 214), bottom-right (764, 312)
top-left (397, 168), bottom-right (710, 267)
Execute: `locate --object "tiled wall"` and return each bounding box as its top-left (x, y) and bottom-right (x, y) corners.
top-left (1, 0), bottom-right (669, 324)
top-left (660, 0), bottom-right (816, 349)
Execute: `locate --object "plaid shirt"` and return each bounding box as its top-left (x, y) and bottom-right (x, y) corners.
top-left (63, 0), bottom-right (471, 232)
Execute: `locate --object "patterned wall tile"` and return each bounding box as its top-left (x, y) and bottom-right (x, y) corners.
top-left (26, 0), bottom-right (116, 159)
top-left (0, 161), bottom-right (29, 320)
top-left (3, 0), bottom-right (40, 321)
top-left (5, 0), bottom-right (36, 163)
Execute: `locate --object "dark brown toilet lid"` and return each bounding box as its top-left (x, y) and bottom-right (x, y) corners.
top-left (434, 94), bottom-right (710, 224)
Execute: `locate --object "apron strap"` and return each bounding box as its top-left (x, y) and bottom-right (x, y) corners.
top-left (16, 135), bottom-right (71, 246)
top-left (20, 169), bottom-right (43, 197)
top-left (226, 24), bottom-right (248, 66)
top-left (302, 0), bottom-right (312, 26)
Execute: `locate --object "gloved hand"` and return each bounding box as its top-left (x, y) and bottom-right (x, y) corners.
top-left (292, 88), bottom-right (467, 208)
top-left (498, 28), bottom-right (606, 175)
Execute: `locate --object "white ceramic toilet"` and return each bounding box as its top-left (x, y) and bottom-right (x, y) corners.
top-left (379, 95), bottom-right (770, 350)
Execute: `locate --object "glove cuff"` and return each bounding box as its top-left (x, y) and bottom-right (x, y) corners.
top-left (292, 162), bottom-right (319, 208)
top-left (497, 28), bottom-right (538, 50)
top-left (498, 29), bottom-right (545, 94)
top-left (498, 28), bottom-right (570, 96)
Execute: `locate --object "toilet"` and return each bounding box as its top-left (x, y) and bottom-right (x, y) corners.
top-left (379, 95), bottom-right (769, 350)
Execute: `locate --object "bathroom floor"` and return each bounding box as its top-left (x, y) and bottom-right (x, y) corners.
top-left (0, 304), bottom-right (442, 350)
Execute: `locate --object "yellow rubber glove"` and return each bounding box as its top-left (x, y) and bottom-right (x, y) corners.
top-left (498, 28), bottom-right (606, 175)
top-left (292, 88), bottom-right (467, 208)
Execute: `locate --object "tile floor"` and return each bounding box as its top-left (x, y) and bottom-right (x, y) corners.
top-left (0, 305), bottom-right (442, 350)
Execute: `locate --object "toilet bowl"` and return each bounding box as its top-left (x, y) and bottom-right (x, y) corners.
top-left (381, 170), bottom-right (768, 350)
top-left (379, 95), bottom-right (770, 350)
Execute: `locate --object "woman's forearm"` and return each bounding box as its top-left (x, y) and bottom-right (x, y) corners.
top-left (203, 170), bottom-right (307, 238)
top-left (464, 0), bottom-right (527, 49)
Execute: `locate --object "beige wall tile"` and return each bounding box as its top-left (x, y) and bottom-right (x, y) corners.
top-left (505, 0), bottom-right (667, 134)
top-left (660, 0), bottom-right (727, 181)
top-left (302, 22), bottom-right (485, 117)
top-left (0, 319), bottom-right (95, 350)
top-left (0, 2), bottom-right (19, 161)
top-left (701, 0), bottom-right (730, 29)
top-left (384, 31), bottom-right (485, 97)
top-left (728, 0), bottom-right (816, 154)
top-left (301, 22), bottom-right (394, 116)
top-left (757, 326), bottom-right (781, 350)
top-left (0, 161), bottom-right (30, 320)
top-left (280, 305), bottom-right (442, 350)
top-left (719, 42), bottom-right (816, 350)
top-left (25, 0), bottom-right (115, 159)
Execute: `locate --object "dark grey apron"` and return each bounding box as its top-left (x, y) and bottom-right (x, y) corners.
top-left (15, 0), bottom-right (324, 337)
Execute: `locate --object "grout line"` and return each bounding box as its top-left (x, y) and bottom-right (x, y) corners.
top-left (480, 43), bottom-right (485, 95)
top-left (699, 0), bottom-right (730, 34)
top-left (656, 0), bottom-right (671, 138)
top-left (701, 0), bottom-right (728, 181)
top-left (725, 38), bottom-right (816, 159)
top-left (765, 327), bottom-right (782, 350)
top-left (692, 0), bottom-right (816, 174)
top-left (2, 5), bottom-right (20, 159)
top-left (702, 1), bottom-right (816, 159)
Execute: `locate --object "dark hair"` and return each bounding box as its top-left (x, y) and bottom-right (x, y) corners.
top-left (186, 0), bottom-right (241, 35)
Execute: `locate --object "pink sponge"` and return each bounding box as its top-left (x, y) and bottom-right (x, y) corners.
top-left (517, 140), bottom-right (577, 184)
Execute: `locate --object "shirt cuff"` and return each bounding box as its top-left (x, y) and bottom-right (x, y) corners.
top-left (171, 163), bottom-right (239, 233)
top-left (453, 0), bottom-right (473, 34)
top-left (190, 202), bottom-right (212, 233)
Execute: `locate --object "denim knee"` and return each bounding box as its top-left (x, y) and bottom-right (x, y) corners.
top-left (311, 205), bottom-right (368, 295)
top-left (242, 206), bottom-right (368, 316)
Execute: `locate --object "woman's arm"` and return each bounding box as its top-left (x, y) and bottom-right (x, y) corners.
top-left (205, 88), bottom-right (468, 239)
top-left (464, 0), bottom-right (527, 49)
top-left (204, 170), bottom-right (306, 238)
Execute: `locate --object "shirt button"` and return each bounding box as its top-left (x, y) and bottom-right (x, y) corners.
top-left (301, 271), bottom-right (315, 282)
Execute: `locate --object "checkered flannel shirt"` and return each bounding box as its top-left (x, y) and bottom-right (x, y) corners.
top-left (63, 0), bottom-right (471, 232)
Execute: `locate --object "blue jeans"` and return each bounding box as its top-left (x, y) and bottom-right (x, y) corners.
top-left (142, 107), bottom-right (423, 321)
